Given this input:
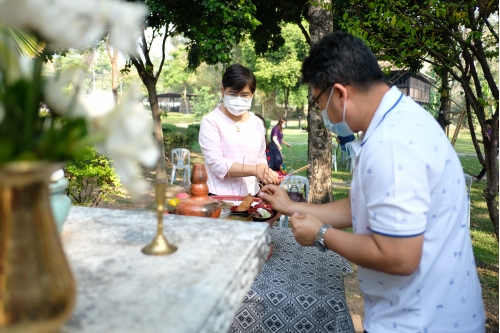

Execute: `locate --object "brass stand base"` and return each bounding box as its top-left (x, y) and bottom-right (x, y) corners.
top-left (142, 234), bottom-right (177, 256)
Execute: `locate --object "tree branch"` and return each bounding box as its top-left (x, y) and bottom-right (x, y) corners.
top-left (484, 18), bottom-right (499, 43)
top-left (155, 30), bottom-right (169, 81)
top-left (294, 19), bottom-right (311, 45)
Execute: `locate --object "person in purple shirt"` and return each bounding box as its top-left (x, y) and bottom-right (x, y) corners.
top-left (269, 118), bottom-right (292, 171)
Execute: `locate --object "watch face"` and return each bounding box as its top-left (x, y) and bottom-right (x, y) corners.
top-left (314, 240), bottom-right (326, 252)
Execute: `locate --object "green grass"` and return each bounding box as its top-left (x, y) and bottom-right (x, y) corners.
top-left (449, 126), bottom-right (484, 155)
top-left (161, 112), bottom-right (197, 125)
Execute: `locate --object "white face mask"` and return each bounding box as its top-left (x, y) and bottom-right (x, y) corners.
top-left (224, 95), bottom-right (253, 116)
top-left (321, 87), bottom-right (355, 137)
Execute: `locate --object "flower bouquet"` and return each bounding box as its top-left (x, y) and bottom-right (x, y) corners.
top-left (0, 0), bottom-right (159, 195)
top-left (0, 1), bottom-right (160, 332)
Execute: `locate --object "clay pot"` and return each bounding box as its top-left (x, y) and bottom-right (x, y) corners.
top-left (176, 164), bottom-right (221, 218)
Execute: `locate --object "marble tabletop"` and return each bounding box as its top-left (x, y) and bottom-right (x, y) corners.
top-left (59, 207), bottom-right (271, 333)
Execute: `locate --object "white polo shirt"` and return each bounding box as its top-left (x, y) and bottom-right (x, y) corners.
top-left (350, 86), bottom-right (485, 333)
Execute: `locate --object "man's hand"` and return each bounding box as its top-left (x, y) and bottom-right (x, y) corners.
top-left (258, 184), bottom-right (294, 215)
top-left (289, 212), bottom-right (323, 246)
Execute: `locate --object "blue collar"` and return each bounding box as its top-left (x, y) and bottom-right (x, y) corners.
top-left (361, 92), bottom-right (403, 147)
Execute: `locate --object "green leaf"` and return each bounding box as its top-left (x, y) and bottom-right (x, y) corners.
top-left (391, 15), bottom-right (397, 26)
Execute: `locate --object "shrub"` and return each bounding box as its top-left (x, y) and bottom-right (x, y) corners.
top-left (301, 123), bottom-right (308, 131)
top-left (65, 146), bottom-right (128, 207)
top-left (264, 118), bottom-right (271, 130)
top-left (162, 123), bottom-right (199, 153)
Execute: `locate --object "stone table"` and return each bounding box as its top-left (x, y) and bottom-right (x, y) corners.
top-left (60, 207), bottom-right (271, 333)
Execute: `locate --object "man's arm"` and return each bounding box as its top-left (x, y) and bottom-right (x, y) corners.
top-left (324, 228), bottom-right (423, 275)
top-left (258, 186), bottom-right (352, 229)
top-left (290, 212), bottom-right (423, 276)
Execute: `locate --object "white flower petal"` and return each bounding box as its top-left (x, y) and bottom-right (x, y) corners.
top-left (44, 68), bottom-right (88, 118)
top-left (81, 90), bottom-right (116, 119)
top-left (90, 84), bottom-right (159, 196)
top-left (110, 156), bottom-right (148, 198)
top-left (0, 33), bottom-right (24, 84)
top-left (0, 0), bottom-right (147, 52)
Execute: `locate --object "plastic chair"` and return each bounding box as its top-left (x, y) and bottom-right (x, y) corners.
top-left (278, 175), bottom-right (309, 228)
top-left (464, 173), bottom-right (473, 228)
top-left (171, 148), bottom-right (191, 185)
top-left (332, 141), bottom-right (338, 172)
top-left (345, 142), bottom-right (356, 173)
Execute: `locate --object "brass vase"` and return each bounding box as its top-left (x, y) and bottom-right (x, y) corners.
top-left (0, 162), bottom-right (76, 333)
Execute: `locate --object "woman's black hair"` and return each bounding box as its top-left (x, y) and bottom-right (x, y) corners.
top-left (301, 31), bottom-right (385, 92)
top-left (254, 113), bottom-right (269, 148)
top-left (222, 64), bottom-right (257, 93)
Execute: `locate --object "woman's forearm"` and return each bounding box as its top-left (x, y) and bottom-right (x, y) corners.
top-left (227, 162), bottom-right (258, 178)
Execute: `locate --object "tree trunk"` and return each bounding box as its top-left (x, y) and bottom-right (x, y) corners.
top-left (436, 69), bottom-right (449, 130)
top-left (306, 2), bottom-right (333, 204)
top-left (110, 47), bottom-right (118, 100)
top-left (284, 87), bottom-right (289, 123)
top-left (105, 38), bottom-right (119, 101)
top-left (476, 115), bottom-right (499, 240)
top-left (458, 50), bottom-right (499, 240)
top-left (144, 77), bottom-right (168, 184)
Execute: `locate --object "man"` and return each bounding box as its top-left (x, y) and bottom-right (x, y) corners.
top-left (260, 32), bottom-right (485, 333)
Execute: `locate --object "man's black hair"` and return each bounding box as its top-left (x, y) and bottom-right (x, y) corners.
top-left (222, 64), bottom-right (257, 93)
top-left (301, 31), bottom-right (385, 92)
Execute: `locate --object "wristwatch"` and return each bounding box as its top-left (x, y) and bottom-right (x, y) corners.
top-left (314, 224), bottom-right (332, 252)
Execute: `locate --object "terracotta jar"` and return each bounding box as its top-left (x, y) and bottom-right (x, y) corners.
top-left (176, 164), bottom-right (221, 218)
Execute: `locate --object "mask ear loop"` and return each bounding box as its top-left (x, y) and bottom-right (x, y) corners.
top-left (342, 100), bottom-right (347, 122)
top-left (324, 87), bottom-right (334, 113)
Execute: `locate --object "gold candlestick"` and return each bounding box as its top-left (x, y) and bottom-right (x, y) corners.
top-left (142, 182), bottom-right (177, 256)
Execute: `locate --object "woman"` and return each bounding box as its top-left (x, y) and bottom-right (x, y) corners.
top-left (199, 64), bottom-right (279, 196)
top-left (268, 118), bottom-right (292, 171)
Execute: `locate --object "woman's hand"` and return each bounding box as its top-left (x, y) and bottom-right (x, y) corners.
top-left (258, 184), bottom-right (294, 215)
top-left (255, 164), bottom-right (280, 185)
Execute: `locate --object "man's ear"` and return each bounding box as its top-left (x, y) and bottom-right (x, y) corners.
top-left (333, 83), bottom-right (348, 107)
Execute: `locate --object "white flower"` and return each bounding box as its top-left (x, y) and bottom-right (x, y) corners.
top-left (0, 0), bottom-right (147, 53)
top-left (81, 90), bottom-right (116, 119)
top-left (106, 2), bottom-right (149, 53)
top-left (0, 33), bottom-right (25, 84)
top-left (92, 85), bottom-right (160, 198)
top-left (43, 67), bottom-right (88, 118)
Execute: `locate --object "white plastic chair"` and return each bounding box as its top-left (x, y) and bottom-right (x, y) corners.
top-left (345, 142), bottom-right (356, 173)
top-left (332, 141), bottom-right (338, 172)
top-left (171, 148), bottom-right (191, 185)
top-left (279, 175), bottom-right (309, 228)
top-left (464, 173), bottom-right (473, 228)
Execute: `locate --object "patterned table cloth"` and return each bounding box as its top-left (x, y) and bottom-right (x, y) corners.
top-left (229, 227), bottom-right (355, 333)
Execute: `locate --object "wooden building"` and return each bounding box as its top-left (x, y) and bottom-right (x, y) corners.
top-left (155, 92), bottom-right (197, 113)
top-left (386, 70), bottom-right (433, 105)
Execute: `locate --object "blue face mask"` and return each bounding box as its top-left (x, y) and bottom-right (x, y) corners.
top-left (321, 87), bottom-right (355, 136)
